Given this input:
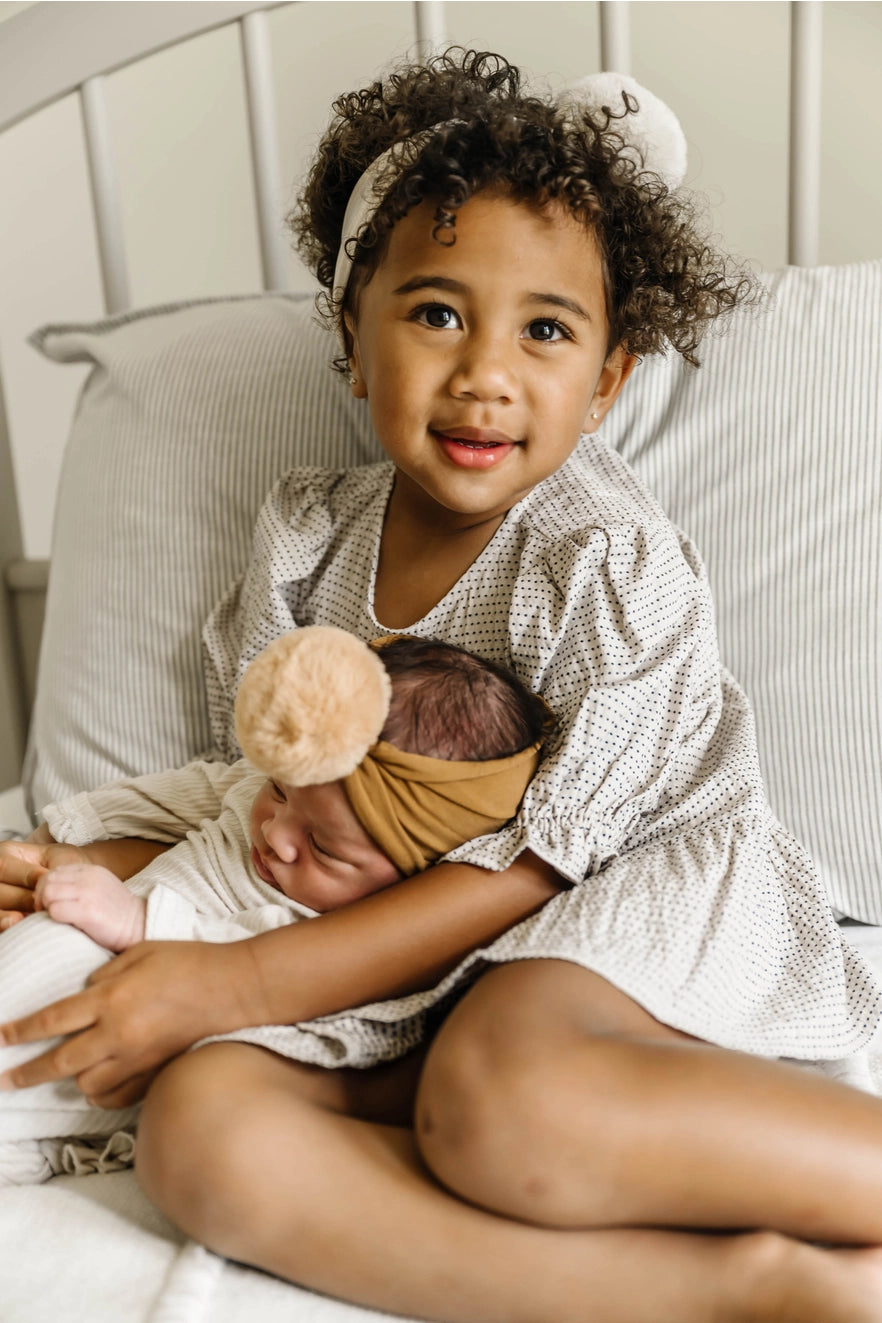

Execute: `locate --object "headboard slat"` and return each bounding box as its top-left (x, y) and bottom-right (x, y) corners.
top-left (80, 75), bottom-right (131, 314)
top-left (788, 0), bottom-right (823, 267)
top-left (240, 10), bottom-right (291, 292)
top-left (0, 379), bottom-right (26, 788)
top-left (599, 0), bottom-right (631, 74)
top-left (413, 1), bottom-right (448, 58)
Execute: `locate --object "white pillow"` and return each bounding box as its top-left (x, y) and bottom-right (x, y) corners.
top-left (602, 260), bottom-right (882, 922)
top-left (25, 295), bottom-right (381, 816)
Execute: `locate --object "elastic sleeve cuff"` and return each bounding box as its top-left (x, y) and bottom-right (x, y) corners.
top-left (442, 813), bottom-right (619, 885)
top-left (43, 794), bottom-right (110, 848)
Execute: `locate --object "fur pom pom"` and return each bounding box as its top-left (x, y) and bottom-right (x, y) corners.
top-left (234, 627), bottom-right (392, 786)
top-left (558, 72), bottom-right (687, 190)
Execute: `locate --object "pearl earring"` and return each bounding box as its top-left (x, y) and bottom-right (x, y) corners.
top-left (349, 373), bottom-right (358, 387)
top-left (591, 411), bottom-right (599, 420)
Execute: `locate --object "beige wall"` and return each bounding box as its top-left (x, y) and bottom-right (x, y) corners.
top-left (2, 0), bottom-right (881, 556)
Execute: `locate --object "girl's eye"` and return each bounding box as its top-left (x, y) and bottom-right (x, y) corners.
top-left (414, 304), bottom-right (460, 330)
top-left (269, 781), bottom-right (285, 801)
top-left (524, 318), bottom-right (570, 343)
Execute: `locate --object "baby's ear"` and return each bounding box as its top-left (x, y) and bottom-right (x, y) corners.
top-left (583, 348), bottom-right (639, 431)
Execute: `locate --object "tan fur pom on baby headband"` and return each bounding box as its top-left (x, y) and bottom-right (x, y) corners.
top-left (234, 627), bottom-right (392, 786)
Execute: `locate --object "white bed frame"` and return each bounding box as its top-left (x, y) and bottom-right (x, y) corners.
top-left (0, 0), bottom-right (829, 795)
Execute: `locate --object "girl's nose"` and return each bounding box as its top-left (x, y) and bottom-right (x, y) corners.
top-left (448, 332), bottom-right (519, 404)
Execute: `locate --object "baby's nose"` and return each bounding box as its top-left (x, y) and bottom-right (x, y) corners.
top-left (264, 819), bottom-right (298, 863)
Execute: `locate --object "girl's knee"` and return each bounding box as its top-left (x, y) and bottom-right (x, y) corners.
top-left (414, 962), bottom-right (655, 1222)
top-left (414, 978), bottom-right (598, 1211)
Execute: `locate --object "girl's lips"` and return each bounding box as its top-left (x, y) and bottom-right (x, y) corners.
top-left (434, 429), bottom-right (517, 470)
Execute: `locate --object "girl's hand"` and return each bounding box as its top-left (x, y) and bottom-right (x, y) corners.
top-left (0, 838), bottom-right (92, 919)
top-left (33, 863), bottom-right (147, 952)
top-left (0, 939), bottom-right (266, 1108)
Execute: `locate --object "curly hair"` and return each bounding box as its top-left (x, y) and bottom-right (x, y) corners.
top-left (290, 49), bottom-right (756, 368)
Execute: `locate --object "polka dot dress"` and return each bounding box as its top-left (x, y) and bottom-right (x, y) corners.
top-left (202, 434), bottom-right (882, 1067)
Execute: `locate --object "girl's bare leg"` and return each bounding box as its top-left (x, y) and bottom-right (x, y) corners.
top-left (136, 1041), bottom-right (882, 1323)
top-left (415, 959), bottom-right (882, 1244)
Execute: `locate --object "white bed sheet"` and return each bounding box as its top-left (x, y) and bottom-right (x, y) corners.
top-left (3, 1168), bottom-right (424, 1323)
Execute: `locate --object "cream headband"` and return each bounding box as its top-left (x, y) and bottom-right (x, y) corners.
top-left (332, 72), bottom-right (688, 307)
top-left (233, 627), bottom-right (550, 874)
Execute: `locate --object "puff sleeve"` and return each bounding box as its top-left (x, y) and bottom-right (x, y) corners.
top-left (443, 518), bottom-right (729, 882)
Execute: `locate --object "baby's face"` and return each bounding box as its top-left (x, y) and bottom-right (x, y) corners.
top-left (249, 777), bottom-right (402, 912)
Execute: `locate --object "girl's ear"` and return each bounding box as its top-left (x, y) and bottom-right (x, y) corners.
top-left (343, 311), bottom-right (368, 400)
top-left (583, 347), bottom-right (639, 432)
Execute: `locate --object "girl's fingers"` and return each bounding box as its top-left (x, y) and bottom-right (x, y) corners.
top-left (0, 988), bottom-right (99, 1053)
top-left (0, 912), bottom-right (25, 932)
top-left (0, 1025), bottom-right (111, 1092)
top-left (0, 846), bottom-right (48, 890)
top-left (0, 882), bottom-right (38, 912)
top-left (81, 1068), bottom-right (157, 1110)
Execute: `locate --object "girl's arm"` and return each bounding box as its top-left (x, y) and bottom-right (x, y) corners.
top-left (0, 850), bottom-right (560, 1105)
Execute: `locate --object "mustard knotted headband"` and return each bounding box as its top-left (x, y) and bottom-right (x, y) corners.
top-left (344, 738), bottom-right (542, 876)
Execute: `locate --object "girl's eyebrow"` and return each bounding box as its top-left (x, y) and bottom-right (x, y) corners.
top-left (392, 276), bottom-right (591, 322)
top-left (392, 275), bottom-right (468, 297)
top-left (528, 292), bottom-right (591, 322)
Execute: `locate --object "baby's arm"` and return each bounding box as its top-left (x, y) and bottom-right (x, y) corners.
top-left (0, 759), bottom-right (245, 922)
top-left (34, 864), bottom-right (146, 953)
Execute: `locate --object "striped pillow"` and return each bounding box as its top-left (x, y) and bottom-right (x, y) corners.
top-left (25, 295), bottom-right (380, 816)
top-left (603, 260), bottom-right (882, 921)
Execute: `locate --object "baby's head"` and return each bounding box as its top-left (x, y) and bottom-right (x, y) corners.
top-left (292, 48), bottom-right (754, 371)
top-left (236, 629), bottom-right (552, 912)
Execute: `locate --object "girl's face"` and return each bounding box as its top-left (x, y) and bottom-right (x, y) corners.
top-left (345, 189), bottom-right (636, 526)
top-left (250, 777), bottom-right (402, 912)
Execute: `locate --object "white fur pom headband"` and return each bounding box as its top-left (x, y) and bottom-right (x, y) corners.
top-left (557, 72), bottom-right (687, 191)
top-left (332, 72), bottom-right (687, 306)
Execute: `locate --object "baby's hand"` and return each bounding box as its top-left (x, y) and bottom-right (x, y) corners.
top-left (34, 864), bottom-right (147, 952)
top-left (0, 837), bottom-right (88, 918)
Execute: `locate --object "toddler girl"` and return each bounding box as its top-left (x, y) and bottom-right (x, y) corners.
top-left (3, 49), bottom-right (882, 1323)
